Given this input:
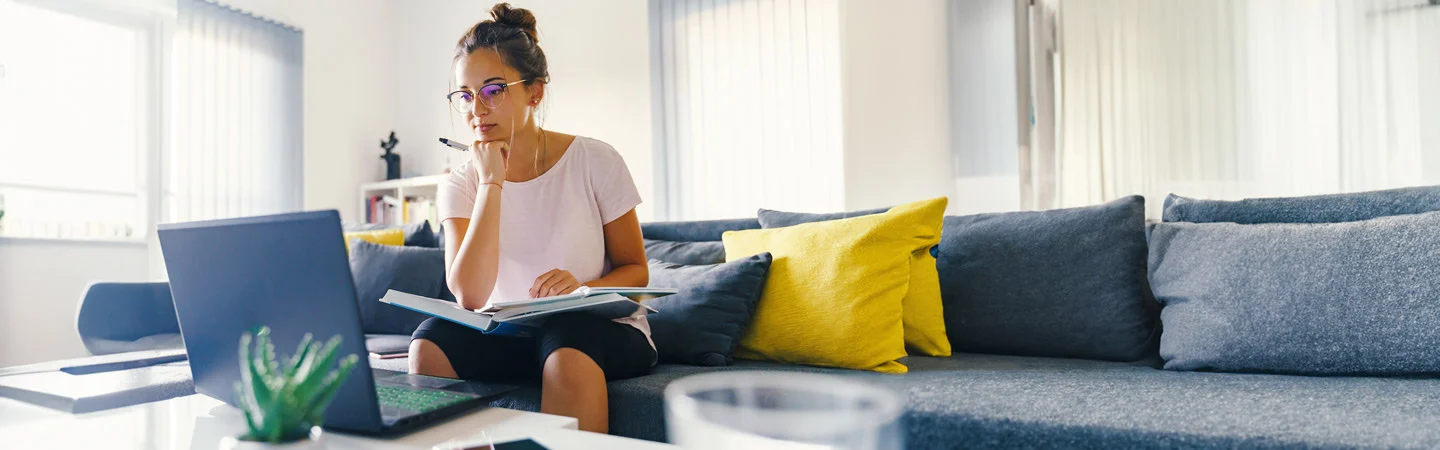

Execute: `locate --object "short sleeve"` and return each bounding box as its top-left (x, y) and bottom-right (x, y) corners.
top-left (589, 140), bottom-right (643, 225)
top-left (437, 162), bottom-right (478, 222)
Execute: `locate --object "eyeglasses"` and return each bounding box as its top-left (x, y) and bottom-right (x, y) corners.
top-left (447, 79), bottom-right (528, 113)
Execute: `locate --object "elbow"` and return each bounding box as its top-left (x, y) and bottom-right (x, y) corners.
top-left (447, 275), bottom-right (493, 311)
top-left (453, 288), bottom-right (491, 311)
top-left (634, 264), bottom-right (649, 287)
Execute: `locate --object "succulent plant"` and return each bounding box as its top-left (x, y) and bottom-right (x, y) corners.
top-left (234, 326), bottom-right (359, 443)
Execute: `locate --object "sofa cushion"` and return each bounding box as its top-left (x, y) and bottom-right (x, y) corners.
top-left (758, 206), bottom-right (950, 357)
top-left (403, 352), bottom-right (1440, 448)
top-left (643, 239), bottom-right (727, 266)
top-left (939, 196), bottom-right (1158, 362)
top-left (641, 218), bottom-right (760, 242)
top-left (348, 240), bottom-right (447, 335)
top-left (645, 253), bottom-right (772, 366)
top-left (1149, 212), bottom-right (1440, 375)
top-left (1162, 185), bottom-right (1440, 224)
top-left (364, 334), bottom-right (413, 355)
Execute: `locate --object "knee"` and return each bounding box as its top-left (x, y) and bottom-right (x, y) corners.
top-left (543, 348), bottom-right (601, 384)
top-left (409, 338), bottom-right (449, 376)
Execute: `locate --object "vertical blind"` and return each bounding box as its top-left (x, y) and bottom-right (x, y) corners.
top-left (168, 0), bottom-right (302, 223)
top-left (652, 0), bottom-right (844, 220)
top-left (1039, 0), bottom-right (1439, 216)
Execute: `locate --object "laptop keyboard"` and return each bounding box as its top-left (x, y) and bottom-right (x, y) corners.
top-left (375, 385), bottom-right (471, 413)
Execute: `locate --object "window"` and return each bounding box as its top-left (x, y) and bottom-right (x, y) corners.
top-left (0, 0), bottom-right (303, 241)
top-left (651, 0), bottom-right (844, 220)
top-left (0, 0), bottom-right (156, 240)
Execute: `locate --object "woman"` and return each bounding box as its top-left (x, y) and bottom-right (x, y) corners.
top-left (407, 3), bottom-right (653, 434)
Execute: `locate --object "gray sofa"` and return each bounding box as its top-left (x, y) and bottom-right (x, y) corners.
top-left (369, 351), bottom-right (1440, 449)
top-left (84, 211), bottom-right (1440, 448)
top-left (368, 216), bottom-right (1440, 449)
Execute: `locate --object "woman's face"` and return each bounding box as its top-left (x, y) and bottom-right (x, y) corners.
top-left (453, 48), bottom-right (541, 142)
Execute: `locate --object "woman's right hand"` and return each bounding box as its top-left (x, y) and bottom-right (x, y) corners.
top-left (471, 140), bottom-right (510, 186)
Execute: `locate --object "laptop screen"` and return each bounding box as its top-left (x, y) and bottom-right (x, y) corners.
top-left (158, 210), bottom-right (384, 434)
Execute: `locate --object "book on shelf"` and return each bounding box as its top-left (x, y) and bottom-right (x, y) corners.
top-left (365, 195), bottom-right (437, 227)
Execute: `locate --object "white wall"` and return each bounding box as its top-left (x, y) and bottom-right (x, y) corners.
top-left (388, 0), bottom-right (657, 221)
top-left (837, 0), bottom-right (958, 213)
top-left (0, 241), bottom-right (150, 366)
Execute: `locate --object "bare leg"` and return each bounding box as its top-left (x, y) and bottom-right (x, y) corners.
top-left (540, 348), bottom-right (609, 433)
top-left (408, 338), bottom-right (459, 379)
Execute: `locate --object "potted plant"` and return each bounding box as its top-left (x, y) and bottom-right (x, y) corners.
top-left (221, 326), bottom-right (358, 449)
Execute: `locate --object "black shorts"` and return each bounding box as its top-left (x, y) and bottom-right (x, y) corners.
top-left (410, 313), bottom-right (656, 383)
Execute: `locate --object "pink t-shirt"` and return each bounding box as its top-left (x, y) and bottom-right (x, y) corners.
top-left (437, 136), bottom-right (652, 350)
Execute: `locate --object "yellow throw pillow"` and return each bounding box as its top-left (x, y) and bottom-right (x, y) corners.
top-left (722, 197), bottom-right (947, 373)
top-left (904, 242), bottom-right (951, 357)
top-left (343, 228), bottom-right (404, 253)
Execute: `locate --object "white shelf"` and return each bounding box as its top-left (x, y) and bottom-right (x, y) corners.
top-left (359, 174), bottom-right (447, 192)
top-left (358, 174), bottom-right (447, 226)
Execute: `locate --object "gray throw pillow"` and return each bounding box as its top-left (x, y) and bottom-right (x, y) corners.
top-left (646, 253), bottom-right (772, 366)
top-left (644, 239), bottom-right (727, 266)
top-left (756, 206), bottom-right (891, 228)
top-left (1149, 212), bottom-right (1440, 375)
top-left (641, 218), bottom-right (760, 242)
top-left (758, 197), bottom-right (1158, 362)
top-left (1163, 185), bottom-right (1440, 224)
top-left (757, 205), bottom-right (938, 258)
top-left (348, 240), bottom-right (446, 335)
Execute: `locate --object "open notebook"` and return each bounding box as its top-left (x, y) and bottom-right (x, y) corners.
top-left (380, 287), bottom-right (675, 337)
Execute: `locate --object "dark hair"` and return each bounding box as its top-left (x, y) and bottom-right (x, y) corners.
top-left (454, 3), bottom-right (549, 87)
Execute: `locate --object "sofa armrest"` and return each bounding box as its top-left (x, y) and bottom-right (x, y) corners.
top-left (76, 282), bottom-right (180, 355)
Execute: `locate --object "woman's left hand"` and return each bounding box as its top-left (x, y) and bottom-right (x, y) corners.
top-left (530, 269), bottom-right (583, 298)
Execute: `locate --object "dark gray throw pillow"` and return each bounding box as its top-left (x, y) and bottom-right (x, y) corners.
top-left (646, 253), bottom-right (772, 366)
top-left (644, 239), bottom-right (727, 266)
top-left (938, 196), bottom-right (1158, 361)
top-left (1163, 185), bottom-right (1440, 224)
top-left (1149, 212), bottom-right (1440, 375)
top-left (758, 197), bottom-right (1158, 362)
top-left (349, 240), bottom-right (446, 335)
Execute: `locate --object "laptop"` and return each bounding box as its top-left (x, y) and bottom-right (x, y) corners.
top-left (158, 210), bottom-right (516, 435)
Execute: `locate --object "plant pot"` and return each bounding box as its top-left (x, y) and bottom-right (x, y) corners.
top-left (219, 427), bottom-right (325, 450)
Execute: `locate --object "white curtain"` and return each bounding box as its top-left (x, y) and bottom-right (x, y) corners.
top-left (1042, 0), bottom-right (1439, 216)
top-left (168, 0), bottom-right (303, 223)
top-left (651, 0), bottom-right (844, 220)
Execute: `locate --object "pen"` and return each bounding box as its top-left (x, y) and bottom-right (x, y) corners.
top-left (438, 138), bottom-right (469, 151)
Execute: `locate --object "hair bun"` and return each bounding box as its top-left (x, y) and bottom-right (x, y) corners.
top-left (490, 3), bottom-right (539, 43)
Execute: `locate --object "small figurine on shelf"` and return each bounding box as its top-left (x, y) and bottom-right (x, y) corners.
top-left (379, 131), bottom-right (401, 180)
